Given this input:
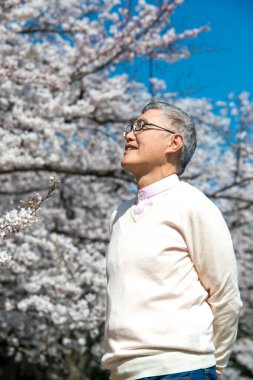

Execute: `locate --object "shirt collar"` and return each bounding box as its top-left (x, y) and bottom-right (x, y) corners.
top-left (137, 174), bottom-right (179, 201)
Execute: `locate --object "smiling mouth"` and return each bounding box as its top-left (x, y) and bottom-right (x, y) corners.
top-left (126, 147), bottom-right (138, 151)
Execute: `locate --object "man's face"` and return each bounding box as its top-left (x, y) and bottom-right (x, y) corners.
top-left (121, 109), bottom-right (175, 178)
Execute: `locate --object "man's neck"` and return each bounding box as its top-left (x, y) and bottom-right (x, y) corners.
top-left (136, 168), bottom-right (177, 190)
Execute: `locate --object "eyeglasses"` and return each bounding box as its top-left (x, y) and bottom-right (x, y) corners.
top-left (124, 118), bottom-right (176, 137)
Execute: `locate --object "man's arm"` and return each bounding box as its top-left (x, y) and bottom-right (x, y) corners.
top-left (187, 197), bottom-right (243, 369)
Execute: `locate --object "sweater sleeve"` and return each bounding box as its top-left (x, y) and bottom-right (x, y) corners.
top-left (186, 197), bottom-right (242, 368)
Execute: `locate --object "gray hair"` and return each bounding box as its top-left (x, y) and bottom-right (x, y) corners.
top-left (142, 101), bottom-right (197, 175)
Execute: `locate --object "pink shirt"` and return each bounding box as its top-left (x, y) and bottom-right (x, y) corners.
top-left (133, 174), bottom-right (179, 215)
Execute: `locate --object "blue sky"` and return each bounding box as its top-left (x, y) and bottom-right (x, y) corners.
top-left (121, 0), bottom-right (253, 101)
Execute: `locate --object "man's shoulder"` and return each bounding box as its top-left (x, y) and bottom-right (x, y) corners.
top-left (179, 180), bottom-right (208, 200)
top-left (168, 179), bottom-right (203, 198)
top-left (174, 180), bottom-right (219, 212)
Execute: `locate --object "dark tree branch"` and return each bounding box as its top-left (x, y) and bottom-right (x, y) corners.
top-left (208, 177), bottom-right (253, 196)
top-left (208, 194), bottom-right (253, 205)
top-left (0, 165), bottom-right (134, 182)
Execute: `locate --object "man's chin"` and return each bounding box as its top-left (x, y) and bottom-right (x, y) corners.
top-left (121, 159), bottom-right (137, 175)
top-left (121, 159), bottom-right (130, 170)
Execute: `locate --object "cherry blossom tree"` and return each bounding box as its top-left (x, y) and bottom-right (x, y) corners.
top-left (0, 1), bottom-right (252, 379)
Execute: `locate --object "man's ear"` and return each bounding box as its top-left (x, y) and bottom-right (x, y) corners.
top-left (165, 134), bottom-right (183, 154)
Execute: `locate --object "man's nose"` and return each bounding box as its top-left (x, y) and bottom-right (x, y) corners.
top-left (125, 130), bottom-right (136, 141)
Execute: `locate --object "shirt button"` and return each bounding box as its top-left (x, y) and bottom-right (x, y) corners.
top-left (138, 190), bottom-right (146, 200)
top-left (134, 206), bottom-right (144, 215)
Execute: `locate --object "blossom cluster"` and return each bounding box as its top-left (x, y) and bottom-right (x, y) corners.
top-left (0, 207), bottom-right (38, 239)
top-left (0, 250), bottom-right (11, 266)
top-left (0, 177), bottom-right (59, 266)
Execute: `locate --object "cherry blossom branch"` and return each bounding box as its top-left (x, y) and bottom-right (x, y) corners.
top-left (0, 177), bottom-right (60, 239)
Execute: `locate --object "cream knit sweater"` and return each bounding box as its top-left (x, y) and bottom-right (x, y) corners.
top-left (102, 176), bottom-right (242, 380)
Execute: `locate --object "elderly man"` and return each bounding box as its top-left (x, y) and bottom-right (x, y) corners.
top-left (102, 102), bottom-right (242, 380)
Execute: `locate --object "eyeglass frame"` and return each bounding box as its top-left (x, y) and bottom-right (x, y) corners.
top-left (124, 118), bottom-right (177, 137)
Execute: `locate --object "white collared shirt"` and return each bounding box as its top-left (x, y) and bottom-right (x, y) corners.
top-left (133, 174), bottom-right (179, 215)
